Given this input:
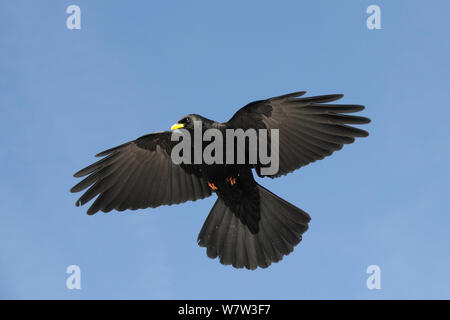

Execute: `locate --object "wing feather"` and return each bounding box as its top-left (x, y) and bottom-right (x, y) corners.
top-left (227, 91), bottom-right (370, 177)
top-left (71, 131), bottom-right (212, 214)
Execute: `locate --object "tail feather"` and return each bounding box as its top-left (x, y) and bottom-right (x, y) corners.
top-left (197, 183), bottom-right (311, 270)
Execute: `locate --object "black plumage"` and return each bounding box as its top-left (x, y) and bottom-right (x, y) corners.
top-left (71, 91), bottom-right (370, 269)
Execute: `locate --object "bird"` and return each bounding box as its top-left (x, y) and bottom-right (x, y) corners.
top-left (70, 91), bottom-right (370, 270)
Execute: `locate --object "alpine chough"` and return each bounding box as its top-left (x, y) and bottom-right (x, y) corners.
top-left (71, 91), bottom-right (370, 269)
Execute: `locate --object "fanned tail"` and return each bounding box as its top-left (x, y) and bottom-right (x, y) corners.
top-left (197, 183), bottom-right (311, 270)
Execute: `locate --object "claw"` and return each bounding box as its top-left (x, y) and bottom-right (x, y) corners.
top-left (226, 177), bottom-right (236, 185)
top-left (208, 181), bottom-right (218, 190)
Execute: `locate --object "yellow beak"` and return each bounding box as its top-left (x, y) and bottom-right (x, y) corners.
top-left (171, 123), bottom-right (184, 130)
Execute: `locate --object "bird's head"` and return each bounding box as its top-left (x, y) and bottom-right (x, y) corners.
top-left (171, 114), bottom-right (213, 131)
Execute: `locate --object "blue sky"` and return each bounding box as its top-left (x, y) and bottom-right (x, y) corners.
top-left (1, 1), bottom-right (449, 299)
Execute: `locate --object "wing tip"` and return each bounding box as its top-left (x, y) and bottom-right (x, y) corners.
top-left (86, 207), bottom-right (98, 215)
top-left (362, 117), bottom-right (371, 124)
top-left (73, 170), bottom-right (85, 178)
top-left (95, 150), bottom-right (110, 157)
top-left (314, 93), bottom-right (344, 103)
top-left (272, 91), bottom-right (307, 100)
top-left (356, 128), bottom-right (370, 137)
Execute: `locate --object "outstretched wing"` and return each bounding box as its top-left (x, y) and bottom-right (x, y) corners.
top-left (70, 131), bottom-right (212, 215)
top-left (227, 91), bottom-right (371, 178)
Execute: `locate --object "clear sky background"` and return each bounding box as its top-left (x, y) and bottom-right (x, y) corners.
top-left (1, 1), bottom-right (449, 299)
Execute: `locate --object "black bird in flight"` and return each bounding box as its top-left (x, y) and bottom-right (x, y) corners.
top-left (71, 91), bottom-right (370, 270)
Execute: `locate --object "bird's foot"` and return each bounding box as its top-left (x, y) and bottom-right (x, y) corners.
top-left (208, 181), bottom-right (218, 190)
top-left (226, 177), bottom-right (237, 185)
